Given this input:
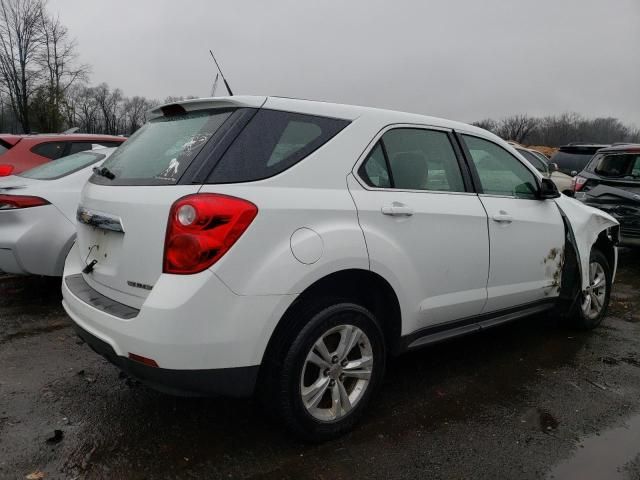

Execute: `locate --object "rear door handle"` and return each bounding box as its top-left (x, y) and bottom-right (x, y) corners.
top-left (381, 203), bottom-right (414, 216)
top-left (492, 211), bottom-right (513, 223)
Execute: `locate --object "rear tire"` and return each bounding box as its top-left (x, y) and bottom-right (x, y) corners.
top-left (261, 297), bottom-right (386, 442)
top-left (565, 248), bottom-right (611, 330)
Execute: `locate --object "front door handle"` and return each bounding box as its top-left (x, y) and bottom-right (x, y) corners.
top-left (381, 203), bottom-right (414, 216)
top-left (492, 211), bottom-right (513, 223)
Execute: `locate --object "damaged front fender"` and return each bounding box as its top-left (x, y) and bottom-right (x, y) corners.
top-left (554, 194), bottom-right (619, 292)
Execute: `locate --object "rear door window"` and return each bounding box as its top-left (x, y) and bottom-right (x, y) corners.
top-left (207, 110), bottom-right (349, 183)
top-left (31, 142), bottom-right (67, 160)
top-left (359, 128), bottom-right (466, 192)
top-left (95, 109), bottom-right (233, 185)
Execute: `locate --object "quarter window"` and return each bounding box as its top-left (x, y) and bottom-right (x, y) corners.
top-left (463, 135), bottom-right (538, 199)
top-left (359, 128), bottom-right (465, 192)
top-left (208, 110), bottom-right (349, 183)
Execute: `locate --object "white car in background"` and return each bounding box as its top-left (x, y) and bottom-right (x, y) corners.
top-left (515, 146), bottom-right (574, 193)
top-left (0, 147), bottom-right (116, 276)
top-left (61, 97), bottom-right (618, 440)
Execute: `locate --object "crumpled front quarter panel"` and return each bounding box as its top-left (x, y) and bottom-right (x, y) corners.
top-left (554, 195), bottom-right (619, 290)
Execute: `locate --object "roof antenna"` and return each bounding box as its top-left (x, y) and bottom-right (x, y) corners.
top-left (209, 49), bottom-right (233, 96)
top-left (210, 73), bottom-right (219, 97)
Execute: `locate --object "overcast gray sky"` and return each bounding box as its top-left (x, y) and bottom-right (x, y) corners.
top-left (48, 0), bottom-right (640, 126)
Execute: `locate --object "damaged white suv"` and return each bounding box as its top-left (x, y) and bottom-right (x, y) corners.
top-left (62, 96), bottom-right (619, 440)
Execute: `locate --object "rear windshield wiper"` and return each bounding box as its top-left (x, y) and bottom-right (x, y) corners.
top-left (93, 166), bottom-right (116, 180)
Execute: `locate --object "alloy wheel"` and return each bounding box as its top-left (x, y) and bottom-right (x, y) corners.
top-left (300, 324), bottom-right (373, 422)
top-left (581, 261), bottom-right (607, 320)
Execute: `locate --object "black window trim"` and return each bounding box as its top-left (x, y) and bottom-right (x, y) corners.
top-left (454, 131), bottom-right (543, 200)
top-left (353, 124), bottom-right (476, 195)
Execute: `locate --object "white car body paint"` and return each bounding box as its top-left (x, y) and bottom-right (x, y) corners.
top-left (60, 96), bottom-right (618, 394)
top-left (0, 148), bottom-right (115, 276)
top-left (549, 171), bottom-right (574, 192)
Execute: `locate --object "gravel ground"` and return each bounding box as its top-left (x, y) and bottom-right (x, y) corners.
top-left (1, 250), bottom-right (639, 479)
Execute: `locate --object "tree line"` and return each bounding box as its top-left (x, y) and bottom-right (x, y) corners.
top-left (0, 0), bottom-right (637, 144)
top-left (473, 113), bottom-right (640, 147)
top-left (0, 0), bottom-right (191, 136)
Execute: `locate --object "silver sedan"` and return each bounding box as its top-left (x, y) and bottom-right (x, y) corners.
top-left (0, 148), bottom-right (115, 276)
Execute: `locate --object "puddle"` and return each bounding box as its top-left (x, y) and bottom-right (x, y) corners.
top-left (548, 413), bottom-right (640, 479)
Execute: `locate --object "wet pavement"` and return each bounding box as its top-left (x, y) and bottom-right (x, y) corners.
top-left (1, 251), bottom-right (640, 479)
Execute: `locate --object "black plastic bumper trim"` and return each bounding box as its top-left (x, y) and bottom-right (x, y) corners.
top-left (73, 322), bottom-right (259, 398)
top-left (65, 274), bottom-right (140, 319)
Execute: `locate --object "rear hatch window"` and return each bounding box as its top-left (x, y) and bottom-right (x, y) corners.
top-left (18, 150), bottom-right (106, 180)
top-left (92, 109), bottom-right (233, 186)
top-left (550, 148), bottom-right (601, 175)
top-left (591, 153), bottom-right (640, 179)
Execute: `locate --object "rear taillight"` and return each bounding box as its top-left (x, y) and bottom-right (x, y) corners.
top-left (0, 165), bottom-right (13, 176)
top-left (163, 193), bottom-right (258, 274)
top-left (0, 194), bottom-right (50, 210)
top-left (572, 176), bottom-right (588, 192)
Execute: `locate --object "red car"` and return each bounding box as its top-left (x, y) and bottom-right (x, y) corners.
top-left (0, 133), bottom-right (126, 177)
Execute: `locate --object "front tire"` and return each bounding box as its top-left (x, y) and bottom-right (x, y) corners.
top-left (264, 299), bottom-right (386, 442)
top-left (566, 248), bottom-right (611, 330)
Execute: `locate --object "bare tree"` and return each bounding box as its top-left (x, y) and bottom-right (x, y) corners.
top-left (471, 118), bottom-right (498, 133)
top-left (123, 95), bottom-right (151, 134)
top-left (495, 115), bottom-right (538, 144)
top-left (35, 9), bottom-right (88, 131)
top-left (0, 0), bottom-right (43, 133)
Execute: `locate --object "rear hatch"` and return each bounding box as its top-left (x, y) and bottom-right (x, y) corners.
top-left (74, 100), bottom-right (260, 308)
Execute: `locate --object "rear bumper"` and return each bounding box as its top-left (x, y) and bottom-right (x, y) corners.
top-left (73, 321), bottom-right (259, 397)
top-left (61, 243), bottom-right (296, 397)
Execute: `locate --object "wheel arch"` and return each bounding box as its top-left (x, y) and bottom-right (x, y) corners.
top-left (259, 268), bottom-right (403, 371)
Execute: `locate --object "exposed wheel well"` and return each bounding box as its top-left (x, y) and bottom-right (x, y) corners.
top-left (593, 229), bottom-right (616, 273)
top-left (261, 269), bottom-right (402, 367)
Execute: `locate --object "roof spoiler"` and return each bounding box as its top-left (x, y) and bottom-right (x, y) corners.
top-left (147, 96), bottom-right (267, 119)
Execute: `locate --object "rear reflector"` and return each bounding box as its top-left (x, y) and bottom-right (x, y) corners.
top-left (0, 194), bottom-right (50, 210)
top-left (0, 164), bottom-right (13, 176)
top-left (128, 353), bottom-right (159, 368)
top-left (164, 193), bottom-right (258, 275)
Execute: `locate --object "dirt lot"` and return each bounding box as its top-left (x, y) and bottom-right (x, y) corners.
top-left (1, 251), bottom-right (640, 480)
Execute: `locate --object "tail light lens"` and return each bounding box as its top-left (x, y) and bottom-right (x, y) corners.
top-left (0, 165), bottom-right (14, 176)
top-left (0, 194), bottom-right (50, 210)
top-left (572, 176), bottom-right (588, 192)
top-left (163, 193), bottom-right (258, 275)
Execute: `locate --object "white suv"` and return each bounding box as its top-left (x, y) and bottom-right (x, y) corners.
top-left (62, 96), bottom-right (618, 440)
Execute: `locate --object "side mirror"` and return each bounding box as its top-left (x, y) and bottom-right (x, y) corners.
top-left (539, 178), bottom-right (560, 199)
top-left (570, 170), bottom-right (578, 176)
top-left (550, 162), bottom-right (559, 172)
